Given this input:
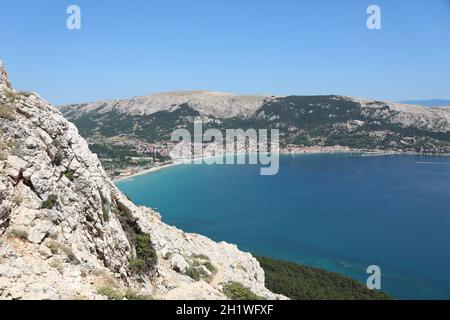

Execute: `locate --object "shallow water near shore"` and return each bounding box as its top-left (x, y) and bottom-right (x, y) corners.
top-left (116, 154), bottom-right (450, 299)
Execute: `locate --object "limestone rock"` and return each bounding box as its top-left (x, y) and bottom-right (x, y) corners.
top-left (170, 253), bottom-right (188, 273)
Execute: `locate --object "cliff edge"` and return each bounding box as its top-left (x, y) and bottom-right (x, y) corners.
top-left (0, 62), bottom-right (284, 300)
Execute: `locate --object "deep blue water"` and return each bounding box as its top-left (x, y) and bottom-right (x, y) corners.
top-left (116, 154), bottom-right (450, 299)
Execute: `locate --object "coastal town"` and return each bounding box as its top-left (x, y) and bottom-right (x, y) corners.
top-left (102, 139), bottom-right (377, 181)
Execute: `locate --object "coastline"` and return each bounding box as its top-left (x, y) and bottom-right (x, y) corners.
top-left (113, 161), bottom-right (183, 183)
top-left (112, 144), bottom-right (450, 183)
top-left (113, 146), bottom-right (397, 183)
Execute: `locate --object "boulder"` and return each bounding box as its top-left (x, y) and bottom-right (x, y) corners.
top-left (170, 253), bottom-right (188, 273)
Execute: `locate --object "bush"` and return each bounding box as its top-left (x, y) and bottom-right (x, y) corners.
top-left (118, 209), bottom-right (158, 276)
top-left (123, 288), bottom-right (152, 300)
top-left (129, 258), bottom-right (146, 274)
top-left (97, 286), bottom-right (152, 300)
top-left (64, 171), bottom-right (75, 182)
top-left (60, 244), bottom-right (78, 263)
top-left (187, 255), bottom-right (217, 282)
top-left (97, 285), bottom-right (123, 300)
top-left (132, 234), bottom-right (158, 274)
top-left (102, 205), bottom-right (110, 222)
top-left (222, 282), bottom-right (265, 300)
top-left (10, 228), bottom-right (28, 240)
top-left (0, 104), bottom-right (16, 120)
top-left (53, 149), bottom-right (64, 165)
top-left (47, 241), bottom-right (60, 254)
top-left (202, 261), bottom-right (218, 274)
top-left (41, 194), bottom-right (58, 209)
top-left (98, 190), bottom-right (110, 222)
top-left (185, 267), bottom-right (202, 281)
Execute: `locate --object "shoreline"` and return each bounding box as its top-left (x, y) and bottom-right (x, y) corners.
top-left (114, 161), bottom-right (183, 183)
top-left (114, 148), bottom-right (450, 183)
top-left (113, 146), bottom-right (400, 183)
top-left (113, 146), bottom-right (450, 183)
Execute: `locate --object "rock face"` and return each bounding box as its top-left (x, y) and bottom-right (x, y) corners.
top-left (0, 62), bottom-right (284, 300)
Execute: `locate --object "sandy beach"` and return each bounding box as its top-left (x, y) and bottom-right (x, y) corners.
top-left (113, 146), bottom-right (372, 182)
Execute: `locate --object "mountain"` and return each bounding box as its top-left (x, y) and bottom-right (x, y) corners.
top-left (399, 99), bottom-right (450, 108)
top-left (61, 91), bottom-right (450, 157)
top-left (0, 62), bottom-right (284, 300)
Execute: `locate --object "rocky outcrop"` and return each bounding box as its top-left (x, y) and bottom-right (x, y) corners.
top-left (0, 62), bottom-right (11, 89)
top-left (0, 62), bottom-right (284, 300)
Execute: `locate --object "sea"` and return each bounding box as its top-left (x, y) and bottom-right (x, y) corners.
top-left (116, 154), bottom-right (450, 299)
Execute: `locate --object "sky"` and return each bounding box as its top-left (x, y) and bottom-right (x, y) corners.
top-left (0, 0), bottom-right (449, 105)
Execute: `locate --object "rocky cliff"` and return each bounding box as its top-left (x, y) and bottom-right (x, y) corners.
top-left (0, 62), bottom-right (283, 300)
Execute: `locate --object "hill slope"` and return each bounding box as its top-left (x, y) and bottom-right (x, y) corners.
top-left (62, 92), bottom-right (450, 156)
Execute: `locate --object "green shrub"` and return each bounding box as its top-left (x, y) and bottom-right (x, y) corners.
top-left (47, 241), bottom-right (60, 254)
top-left (10, 228), bottom-right (28, 240)
top-left (53, 149), bottom-right (64, 165)
top-left (188, 255), bottom-right (217, 282)
top-left (118, 210), bottom-right (158, 276)
top-left (41, 194), bottom-right (58, 209)
top-left (97, 285), bottom-right (123, 300)
top-left (191, 254), bottom-right (209, 260)
top-left (64, 170), bottom-right (75, 182)
top-left (98, 190), bottom-right (110, 222)
top-left (123, 288), bottom-right (153, 300)
top-left (102, 205), bottom-right (110, 222)
top-left (59, 244), bottom-right (78, 264)
top-left (222, 282), bottom-right (265, 300)
top-left (96, 286), bottom-right (152, 301)
top-left (132, 234), bottom-right (158, 274)
top-left (202, 261), bottom-right (218, 274)
top-left (185, 267), bottom-right (202, 281)
top-left (129, 258), bottom-right (146, 274)
top-left (255, 256), bottom-right (392, 300)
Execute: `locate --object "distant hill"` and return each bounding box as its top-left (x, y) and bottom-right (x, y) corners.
top-left (399, 100), bottom-right (450, 108)
top-left (61, 91), bottom-right (450, 155)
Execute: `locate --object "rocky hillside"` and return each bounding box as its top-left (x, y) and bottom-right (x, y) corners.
top-left (0, 62), bottom-right (284, 300)
top-left (62, 91), bottom-right (450, 154)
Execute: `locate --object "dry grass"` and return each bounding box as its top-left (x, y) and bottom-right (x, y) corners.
top-left (0, 104), bottom-right (16, 120)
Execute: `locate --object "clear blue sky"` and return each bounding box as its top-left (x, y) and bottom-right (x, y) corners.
top-left (1, 0), bottom-right (449, 105)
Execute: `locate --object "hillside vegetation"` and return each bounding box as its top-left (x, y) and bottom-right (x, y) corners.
top-left (256, 256), bottom-right (392, 300)
top-left (62, 93), bottom-right (450, 155)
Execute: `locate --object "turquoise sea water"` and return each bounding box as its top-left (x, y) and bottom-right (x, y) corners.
top-left (116, 154), bottom-right (450, 299)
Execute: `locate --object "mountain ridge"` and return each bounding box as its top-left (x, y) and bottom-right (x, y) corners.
top-left (61, 91), bottom-right (450, 158)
